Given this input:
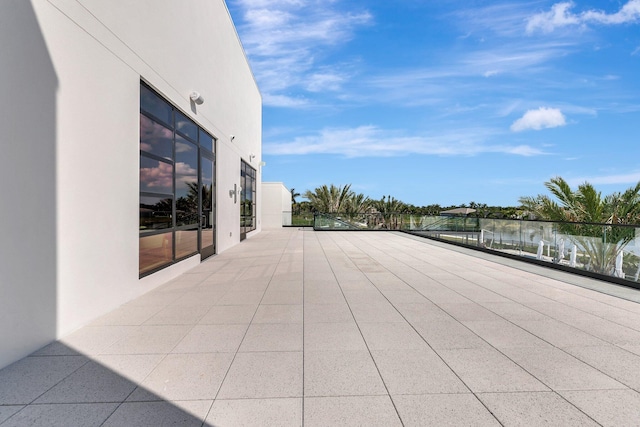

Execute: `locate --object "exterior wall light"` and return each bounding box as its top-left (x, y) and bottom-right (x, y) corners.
top-left (249, 153), bottom-right (256, 162)
top-left (189, 91), bottom-right (204, 104)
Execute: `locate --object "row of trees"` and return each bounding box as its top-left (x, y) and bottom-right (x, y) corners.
top-left (290, 184), bottom-right (520, 218)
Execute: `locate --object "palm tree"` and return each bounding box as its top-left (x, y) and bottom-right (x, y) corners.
top-left (303, 184), bottom-right (352, 213)
top-left (344, 192), bottom-right (372, 217)
top-left (519, 177), bottom-right (640, 274)
top-left (290, 188), bottom-right (301, 215)
top-left (290, 188), bottom-right (300, 204)
top-left (375, 195), bottom-right (407, 229)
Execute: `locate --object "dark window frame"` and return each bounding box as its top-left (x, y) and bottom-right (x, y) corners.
top-left (139, 81), bottom-right (217, 277)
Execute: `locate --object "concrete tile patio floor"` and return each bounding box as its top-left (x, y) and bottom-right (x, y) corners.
top-left (2, 229), bottom-right (640, 426)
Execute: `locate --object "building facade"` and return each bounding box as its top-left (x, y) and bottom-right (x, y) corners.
top-left (0, 0), bottom-right (261, 369)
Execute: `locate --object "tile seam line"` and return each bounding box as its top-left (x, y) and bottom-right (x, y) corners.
top-left (317, 230), bottom-right (405, 427)
top-left (358, 232), bottom-right (640, 363)
top-left (342, 231), bottom-right (610, 426)
top-left (328, 231), bottom-right (505, 426)
top-left (202, 232), bottom-right (294, 425)
top-left (397, 232), bottom-right (640, 306)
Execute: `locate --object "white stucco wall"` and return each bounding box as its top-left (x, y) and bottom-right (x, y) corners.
top-left (0, 0), bottom-right (261, 369)
top-left (262, 183), bottom-right (293, 229)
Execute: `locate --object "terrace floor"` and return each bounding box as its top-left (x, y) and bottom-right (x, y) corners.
top-left (2, 229), bottom-right (640, 426)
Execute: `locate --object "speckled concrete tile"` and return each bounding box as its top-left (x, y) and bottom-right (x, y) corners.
top-left (128, 353), bottom-right (233, 401)
top-left (372, 349), bottom-right (467, 394)
top-left (206, 398), bottom-right (302, 426)
top-left (438, 347), bottom-right (549, 392)
top-left (304, 350), bottom-right (386, 396)
top-left (477, 391), bottom-right (599, 426)
top-left (0, 356), bottom-right (88, 405)
top-left (393, 394), bottom-right (499, 426)
top-left (216, 352), bottom-right (302, 399)
top-left (304, 396), bottom-right (402, 427)
top-left (102, 400), bottom-right (210, 427)
top-left (172, 324), bottom-right (247, 353)
top-left (560, 389), bottom-right (640, 426)
top-left (0, 403), bottom-right (117, 427)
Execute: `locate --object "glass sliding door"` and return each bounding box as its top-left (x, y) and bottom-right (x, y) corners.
top-left (200, 153), bottom-right (215, 259)
top-left (240, 160), bottom-right (256, 241)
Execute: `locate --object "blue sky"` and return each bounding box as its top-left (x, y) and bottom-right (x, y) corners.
top-left (226, 0), bottom-right (640, 207)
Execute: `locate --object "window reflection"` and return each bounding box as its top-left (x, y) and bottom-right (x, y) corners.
top-left (175, 136), bottom-right (198, 226)
top-left (140, 195), bottom-right (173, 233)
top-left (240, 160), bottom-right (257, 234)
top-left (139, 232), bottom-right (173, 274)
top-left (176, 229), bottom-right (198, 259)
top-left (140, 85), bottom-right (172, 125)
top-left (199, 129), bottom-right (214, 152)
top-left (140, 114), bottom-right (173, 159)
top-left (175, 111), bottom-right (197, 141)
top-left (140, 157), bottom-right (173, 194)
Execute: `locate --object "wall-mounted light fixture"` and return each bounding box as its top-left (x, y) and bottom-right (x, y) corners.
top-left (229, 184), bottom-right (242, 203)
top-left (249, 153), bottom-right (256, 162)
top-left (189, 91), bottom-right (205, 105)
top-left (230, 134), bottom-right (235, 142)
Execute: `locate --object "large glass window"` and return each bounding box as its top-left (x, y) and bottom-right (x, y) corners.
top-left (241, 160), bottom-right (257, 238)
top-left (139, 82), bottom-right (216, 276)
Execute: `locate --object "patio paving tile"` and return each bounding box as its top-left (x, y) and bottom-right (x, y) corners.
top-left (100, 325), bottom-right (192, 355)
top-left (412, 319), bottom-right (489, 350)
top-left (477, 391), bottom-right (599, 426)
top-left (438, 347), bottom-right (549, 392)
top-left (304, 350), bottom-right (387, 396)
top-left (393, 394), bottom-right (500, 427)
top-left (102, 400), bottom-right (210, 427)
top-left (128, 353), bottom-right (233, 401)
top-left (358, 321), bottom-right (430, 350)
top-left (216, 351), bottom-right (303, 399)
top-left (0, 403), bottom-right (117, 427)
top-left (562, 344), bottom-right (640, 390)
top-left (304, 396), bottom-right (402, 426)
top-left (172, 324), bottom-right (248, 353)
top-left (238, 323), bottom-right (303, 352)
top-left (0, 406), bottom-right (24, 424)
top-left (207, 398), bottom-right (302, 426)
top-left (371, 349), bottom-right (468, 394)
top-left (304, 322), bottom-right (367, 352)
top-left (34, 360), bottom-right (137, 403)
top-left (198, 305), bottom-right (256, 325)
top-left (559, 389), bottom-right (640, 427)
top-left (502, 346), bottom-right (627, 391)
top-left (33, 325), bottom-right (137, 356)
top-left (252, 304), bottom-right (303, 323)
top-left (461, 320), bottom-right (549, 349)
top-left (303, 303), bottom-right (353, 323)
top-left (0, 356), bottom-right (88, 405)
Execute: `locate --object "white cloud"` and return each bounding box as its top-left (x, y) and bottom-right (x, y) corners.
top-left (527, 1), bottom-right (640, 34)
top-left (233, 0), bottom-right (372, 106)
top-left (526, 2), bottom-right (580, 34)
top-left (264, 125), bottom-right (547, 158)
top-left (306, 72), bottom-right (346, 92)
top-left (511, 107), bottom-right (566, 132)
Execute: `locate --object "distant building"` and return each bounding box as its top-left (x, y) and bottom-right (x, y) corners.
top-left (440, 208), bottom-right (477, 216)
top-left (0, 0), bottom-right (261, 369)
